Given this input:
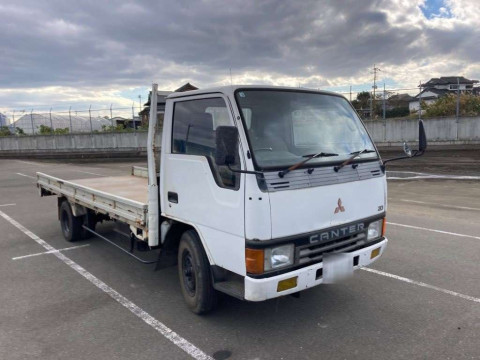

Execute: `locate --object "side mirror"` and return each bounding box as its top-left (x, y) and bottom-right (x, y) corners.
top-left (381, 119), bottom-right (427, 170)
top-left (215, 126), bottom-right (239, 166)
top-left (418, 120), bottom-right (427, 153)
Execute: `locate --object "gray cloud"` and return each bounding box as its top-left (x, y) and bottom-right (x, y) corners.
top-left (0, 0), bottom-right (478, 102)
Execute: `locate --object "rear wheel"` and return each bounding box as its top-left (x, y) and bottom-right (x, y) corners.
top-left (60, 201), bottom-right (83, 242)
top-left (178, 230), bottom-right (217, 314)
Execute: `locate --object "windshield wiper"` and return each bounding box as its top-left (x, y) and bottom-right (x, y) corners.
top-left (334, 149), bottom-right (376, 172)
top-left (278, 152), bottom-right (338, 178)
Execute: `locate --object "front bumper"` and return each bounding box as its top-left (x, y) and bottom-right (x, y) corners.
top-left (244, 238), bottom-right (388, 301)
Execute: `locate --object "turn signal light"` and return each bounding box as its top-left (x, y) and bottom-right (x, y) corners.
top-left (246, 248), bottom-right (264, 274)
top-left (382, 218), bottom-right (387, 237)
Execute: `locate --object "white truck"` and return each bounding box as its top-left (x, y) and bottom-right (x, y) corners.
top-left (37, 85), bottom-right (426, 313)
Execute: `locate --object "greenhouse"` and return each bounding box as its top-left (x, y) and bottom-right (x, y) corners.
top-left (12, 113), bottom-right (113, 134)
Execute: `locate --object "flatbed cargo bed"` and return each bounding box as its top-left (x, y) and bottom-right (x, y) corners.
top-left (37, 172), bottom-right (148, 229)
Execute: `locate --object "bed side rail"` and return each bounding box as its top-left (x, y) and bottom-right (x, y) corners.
top-left (36, 172), bottom-right (147, 228)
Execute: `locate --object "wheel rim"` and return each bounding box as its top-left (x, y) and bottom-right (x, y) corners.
top-left (182, 250), bottom-right (196, 297)
top-left (61, 211), bottom-right (70, 235)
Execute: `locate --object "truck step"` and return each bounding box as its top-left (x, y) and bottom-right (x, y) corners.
top-left (213, 279), bottom-right (244, 300)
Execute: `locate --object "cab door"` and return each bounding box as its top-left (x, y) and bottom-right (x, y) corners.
top-left (160, 94), bottom-right (246, 275)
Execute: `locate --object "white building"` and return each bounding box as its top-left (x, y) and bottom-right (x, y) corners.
top-left (0, 113), bottom-right (6, 127)
top-left (13, 113), bottom-right (112, 134)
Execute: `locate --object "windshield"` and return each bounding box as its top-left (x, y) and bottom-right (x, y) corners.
top-left (235, 90), bottom-right (377, 169)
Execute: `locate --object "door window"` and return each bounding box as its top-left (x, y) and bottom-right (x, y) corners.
top-left (172, 97), bottom-right (239, 190)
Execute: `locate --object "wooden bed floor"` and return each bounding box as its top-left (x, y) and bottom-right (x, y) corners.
top-left (73, 176), bottom-right (148, 204)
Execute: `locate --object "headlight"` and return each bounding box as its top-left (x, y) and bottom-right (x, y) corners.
top-left (264, 244), bottom-right (294, 271)
top-left (367, 219), bottom-right (384, 240)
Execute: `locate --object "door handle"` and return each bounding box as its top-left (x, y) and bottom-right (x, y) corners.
top-left (168, 191), bottom-right (178, 203)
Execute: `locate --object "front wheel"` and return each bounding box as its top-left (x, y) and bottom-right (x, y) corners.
top-left (177, 230), bottom-right (217, 314)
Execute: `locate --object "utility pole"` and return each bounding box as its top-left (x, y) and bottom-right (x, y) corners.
top-left (12, 110), bottom-right (16, 133)
top-left (88, 105), bottom-right (93, 133)
top-left (456, 77), bottom-right (460, 120)
top-left (132, 102), bottom-right (136, 133)
top-left (110, 104), bottom-right (115, 133)
top-left (456, 77), bottom-right (460, 140)
top-left (49, 108), bottom-right (54, 132)
top-left (382, 83), bottom-right (386, 120)
top-left (30, 109), bottom-right (35, 135)
top-left (68, 106), bottom-right (73, 133)
top-left (418, 81), bottom-right (422, 121)
top-left (371, 64), bottom-right (381, 119)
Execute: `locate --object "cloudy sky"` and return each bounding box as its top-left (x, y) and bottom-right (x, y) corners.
top-left (0, 0), bottom-right (479, 114)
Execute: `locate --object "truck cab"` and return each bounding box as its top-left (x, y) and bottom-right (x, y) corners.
top-left (160, 86), bottom-right (388, 309)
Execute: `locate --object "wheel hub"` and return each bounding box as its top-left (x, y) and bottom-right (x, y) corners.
top-left (182, 251), bottom-right (196, 296)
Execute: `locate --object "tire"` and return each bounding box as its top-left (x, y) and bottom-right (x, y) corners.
top-left (177, 230), bottom-right (217, 314)
top-left (59, 201), bottom-right (83, 242)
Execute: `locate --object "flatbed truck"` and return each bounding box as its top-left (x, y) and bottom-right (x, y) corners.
top-left (37, 85), bottom-right (426, 313)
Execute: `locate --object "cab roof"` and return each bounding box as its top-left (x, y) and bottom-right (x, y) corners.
top-left (166, 85), bottom-right (343, 100)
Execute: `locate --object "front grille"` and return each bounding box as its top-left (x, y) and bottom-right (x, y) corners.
top-left (297, 232), bottom-right (368, 265)
top-left (263, 161), bottom-right (383, 192)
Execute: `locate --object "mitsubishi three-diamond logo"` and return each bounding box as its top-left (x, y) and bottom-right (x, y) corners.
top-left (334, 198), bottom-right (345, 214)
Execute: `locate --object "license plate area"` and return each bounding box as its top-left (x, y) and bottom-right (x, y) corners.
top-left (322, 253), bottom-right (353, 283)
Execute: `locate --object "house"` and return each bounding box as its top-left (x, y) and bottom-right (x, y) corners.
top-left (138, 91), bottom-right (172, 127)
top-left (174, 82), bottom-right (198, 92)
top-left (386, 93), bottom-right (415, 110)
top-left (139, 83), bottom-right (199, 126)
top-left (409, 76), bottom-right (479, 112)
top-left (111, 116), bottom-right (141, 129)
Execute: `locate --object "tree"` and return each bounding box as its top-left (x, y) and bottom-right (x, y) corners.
top-left (351, 91), bottom-right (371, 110)
top-left (424, 94), bottom-right (480, 117)
top-left (39, 125), bottom-right (54, 135)
top-left (54, 128), bottom-right (69, 135)
top-left (0, 126), bottom-right (11, 136)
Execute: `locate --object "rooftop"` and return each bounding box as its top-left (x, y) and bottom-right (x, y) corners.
top-left (421, 76), bottom-right (479, 87)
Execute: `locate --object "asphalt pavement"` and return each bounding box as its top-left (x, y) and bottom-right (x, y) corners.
top-left (0, 155), bottom-right (478, 360)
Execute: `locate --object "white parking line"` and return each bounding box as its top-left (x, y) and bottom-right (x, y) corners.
top-left (12, 244), bottom-right (90, 260)
top-left (388, 175), bottom-right (480, 180)
top-left (387, 222), bottom-right (480, 240)
top-left (399, 199), bottom-right (480, 211)
top-left (16, 160), bottom-right (45, 167)
top-left (362, 268), bottom-right (480, 304)
top-left (0, 203), bottom-right (16, 207)
top-left (0, 210), bottom-right (212, 360)
top-left (16, 173), bottom-right (36, 179)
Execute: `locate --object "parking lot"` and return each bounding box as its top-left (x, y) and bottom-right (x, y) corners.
top-left (0, 154), bottom-right (479, 360)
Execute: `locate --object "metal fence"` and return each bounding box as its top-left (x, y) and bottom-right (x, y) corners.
top-left (1, 83), bottom-right (479, 137)
top-left (1, 105), bottom-right (144, 136)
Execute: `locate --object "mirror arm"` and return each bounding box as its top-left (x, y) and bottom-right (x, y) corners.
top-left (227, 164), bottom-right (264, 175)
top-left (381, 149), bottom-right (425, 172)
